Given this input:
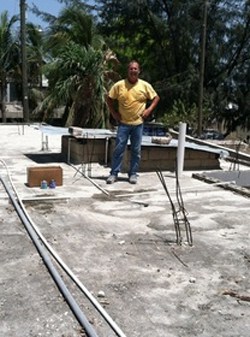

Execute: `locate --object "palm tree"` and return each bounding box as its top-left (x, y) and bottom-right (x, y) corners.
top-left (24, 23), bottom-right (50, 115)
top-left (0, 11), bottom-right (18, 122)
top-left (45, 42), bottom-right (118, 128)
top-left (26, 23), bottom-right (47, 89)
top-left (38, 4), bottom-right (118, 128)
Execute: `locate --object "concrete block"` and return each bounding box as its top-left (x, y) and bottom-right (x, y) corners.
top-left (27, 166), bottom-right (63, 187)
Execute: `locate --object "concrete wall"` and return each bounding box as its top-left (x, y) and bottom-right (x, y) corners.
top-left (108, 140), bottom-right (220, 172)
top-left (61, 136), bottom-right (109, 165)
top-left (62, 135), bottom-right (221, 171)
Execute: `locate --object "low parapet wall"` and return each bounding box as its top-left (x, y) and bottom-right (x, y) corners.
top-left (61, 136), bottom-right (109, 165)
top-left (61, 135), bottom-right (221, 171)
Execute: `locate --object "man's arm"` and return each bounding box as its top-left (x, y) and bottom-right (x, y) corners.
top-left (142, 95), bottom-right (160, 120)
top-left (106, 96), bottom-right (121, 122)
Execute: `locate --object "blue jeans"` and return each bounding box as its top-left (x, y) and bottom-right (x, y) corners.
top-left (110, 123), bottom-right (143, 177)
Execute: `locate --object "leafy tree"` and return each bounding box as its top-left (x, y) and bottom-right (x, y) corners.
top-left (202, 0), bottom-right (250, 133)
top-left (160, 99), bottom-right (197, 129)
top-left (95, 0), bottom-right (250, 134)
top-left (22, 23), bottom-right (50, 114)
top-left (0, 11), bottom-right (18, 122)
top-left (43, 43), bottom-right (106, 127)
top-left (26, 23), bottom-right (47, 89)
top-left (34, 2), bottom-right (118, 127)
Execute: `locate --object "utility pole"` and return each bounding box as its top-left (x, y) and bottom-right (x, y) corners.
top-left (197, 0), bottom-right (208, 137)
top-left (20, 0), bottom-right (29, 122)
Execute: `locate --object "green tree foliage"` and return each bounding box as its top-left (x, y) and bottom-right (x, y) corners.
top-left (96, 0), bottom-right (250, 133)
top-left (0, 11), bottom-right (18, 122)
top-left (43, 43), bottom-right (107, 127)
top-left (33, 2), bottom-right (118, 127)
top-left (26, 23), bottom-right (46, 88)
top-left (2, 0), bottom-right (248, 133)
top-left (24, 24), bottom-right (49, 113)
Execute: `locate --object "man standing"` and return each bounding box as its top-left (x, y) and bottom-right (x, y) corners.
top-left (106, 60), bottom-right (160, 184)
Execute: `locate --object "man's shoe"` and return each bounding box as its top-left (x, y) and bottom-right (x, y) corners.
top-left (106, 175), bottom-right (117, 184)
top-left (129, 174), bottom-right (137, 184)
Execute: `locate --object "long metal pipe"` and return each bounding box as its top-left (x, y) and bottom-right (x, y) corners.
top-left (0, 159), bottom-right (127, 337)
top-left (70, 163), bottom-right (110, 196)
top-left (0, 176), bottom-right (99, 337)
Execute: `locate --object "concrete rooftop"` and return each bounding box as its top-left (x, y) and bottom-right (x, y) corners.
top-left (1, 124), bottom-right (250, 337)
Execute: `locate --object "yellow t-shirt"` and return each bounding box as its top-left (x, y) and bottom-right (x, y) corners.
top-left (108, 79), bottom-right (158, 125)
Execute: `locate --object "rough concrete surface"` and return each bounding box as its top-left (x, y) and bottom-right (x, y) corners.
top-left (0, 124), bottom-right (250, 337)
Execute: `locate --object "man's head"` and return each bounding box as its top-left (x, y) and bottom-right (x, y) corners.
top-left (127, 60), bottom-right (140, 84)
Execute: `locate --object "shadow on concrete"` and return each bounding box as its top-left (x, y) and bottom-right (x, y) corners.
top-left (24, 153), bottom-right (65, 164)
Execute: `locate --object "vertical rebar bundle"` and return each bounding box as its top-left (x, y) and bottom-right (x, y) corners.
top-left (156, 169), bottom-right (193, 246)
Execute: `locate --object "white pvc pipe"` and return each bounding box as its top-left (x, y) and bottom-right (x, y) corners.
top-left (177, 122), bottom-right (187, 177)
top-left (105, 137), bottom-right (109, 166)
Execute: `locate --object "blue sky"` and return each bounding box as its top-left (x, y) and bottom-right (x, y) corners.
top-left (0, 0), bottom-right (64, 27)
